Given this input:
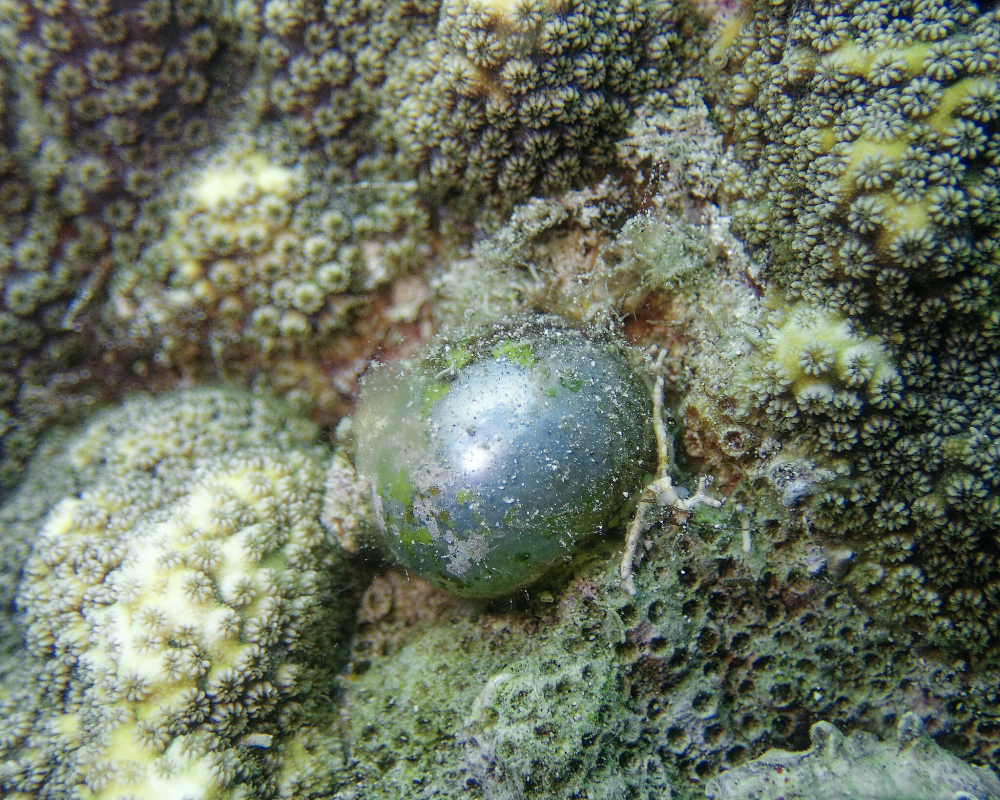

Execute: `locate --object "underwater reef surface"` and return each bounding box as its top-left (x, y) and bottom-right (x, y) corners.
top-left (705, 713), bottom-right (1000, 800)
top-left (1, 0), bottom-right (1000, 797)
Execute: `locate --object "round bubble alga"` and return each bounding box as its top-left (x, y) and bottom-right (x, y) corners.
top-left (355, 316), bottom-right (655, 597)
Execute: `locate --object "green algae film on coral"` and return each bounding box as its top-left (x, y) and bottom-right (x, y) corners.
top-left (355, 315), bottom-right (654, 597)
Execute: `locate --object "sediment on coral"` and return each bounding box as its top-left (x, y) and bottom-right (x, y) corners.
top-left (434, 92), bottom-right (724, 328)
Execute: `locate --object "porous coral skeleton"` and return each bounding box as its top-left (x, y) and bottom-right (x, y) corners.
top-left (620, 347), bottom-right (721, 595)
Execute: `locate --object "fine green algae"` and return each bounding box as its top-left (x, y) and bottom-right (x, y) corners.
top-left (396, 524), bottom-right (434, 552)
top-left (491, 340), bottom-right (536, 367)
top-left (559, 369), bottom-right (585, 392)
top-left (420, 381), bottom-right (450, 413)
top-left (385, 468), bottom-right (415, 507)
top-left (445, 347), bottom-right (474, 372)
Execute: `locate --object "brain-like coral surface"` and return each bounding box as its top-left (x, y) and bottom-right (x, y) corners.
top-left (0, 387), bottom-right (365, 799)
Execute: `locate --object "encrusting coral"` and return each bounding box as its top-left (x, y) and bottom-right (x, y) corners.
top-left (103, 123), bottom-right (430, 416)
top-left (0, 0), bottom-right (256, 490)
top-left (0, 0), bottom-right (706, 485)
top-left (707, 0), bottom-right (1000, 654)
top-left (256, 0), bottom-right (703, 211)
top-left (0, 58), bottom-right (105, 489)
top-left (256, 0), bottom-right (439, 169)
top-left (0, 387), bottom-right (368, 799)
top-left (705, 713), bottom-right (1000, 800)
top-left (384, 0), bottom-right (695, 209)
top-left (1, 0), bottom-right (254, 215)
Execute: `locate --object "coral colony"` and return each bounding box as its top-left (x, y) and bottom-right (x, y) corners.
top-left (1, 0), bottom-right (1000, 797)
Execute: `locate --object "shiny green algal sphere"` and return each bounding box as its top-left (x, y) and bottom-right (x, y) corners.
top-left (355, 316), bottom-right (655, 597)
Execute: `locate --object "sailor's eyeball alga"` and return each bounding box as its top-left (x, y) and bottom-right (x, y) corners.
top-left (355, 316), bottom-right (655, 597)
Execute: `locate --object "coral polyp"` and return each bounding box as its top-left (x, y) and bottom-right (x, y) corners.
top-left (354, 315), bottom-right (654, 597)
